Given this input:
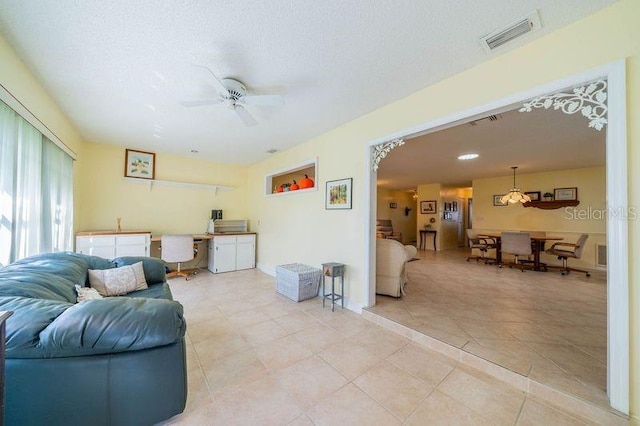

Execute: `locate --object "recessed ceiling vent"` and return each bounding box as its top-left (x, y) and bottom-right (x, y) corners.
top-left (480, 10), bottom-right (542, 52)
top-left (469, 114), bottom-right (502, 126)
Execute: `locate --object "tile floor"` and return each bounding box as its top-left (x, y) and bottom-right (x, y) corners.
top-left (159, 267), bottom-right (620, 425)
top-left (366, 247), bottom-right (609, 411)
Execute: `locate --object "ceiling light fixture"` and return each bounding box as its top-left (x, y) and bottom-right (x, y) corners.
top-left (412, 189), bottom-right (418, 201)
top-left (458, 153), bottom-right (479, 160)
top-left (500, 166), bottom-right (531, 205)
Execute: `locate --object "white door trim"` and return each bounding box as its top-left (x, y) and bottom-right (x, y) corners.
top-left (364, 60), bottom-right (628, 414)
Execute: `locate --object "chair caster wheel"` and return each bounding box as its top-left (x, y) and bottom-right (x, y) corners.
top-left (586, 273), bottom-right (591, 277)
top-left (561, 272), bottom-right (566, 276)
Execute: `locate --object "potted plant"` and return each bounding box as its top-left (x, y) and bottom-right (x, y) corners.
top-left (543, 192), bottom-right (553, 201)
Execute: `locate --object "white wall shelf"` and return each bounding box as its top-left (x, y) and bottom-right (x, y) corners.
top-left (123, 177), bottom-right (234, 194)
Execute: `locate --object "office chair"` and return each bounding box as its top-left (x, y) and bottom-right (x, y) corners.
top-left (545, 234), bottom-right (591, 277)
top-left (161, 234), bottom-right (196, 280)
top-left (500, 232), bottom-right (532, 271)
top-left (466, 229), bottom-right (496, 264)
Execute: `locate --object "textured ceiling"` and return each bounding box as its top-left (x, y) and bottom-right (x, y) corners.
top-left (376, 105), bottom-right (606, 190)
top-left (0, 0), bottom-right (616, 164)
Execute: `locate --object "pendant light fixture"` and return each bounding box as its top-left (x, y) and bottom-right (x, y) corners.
top-left (412, 189), bottom-right (418, 201)
top-left (500, 166), bottom-right (531, 204)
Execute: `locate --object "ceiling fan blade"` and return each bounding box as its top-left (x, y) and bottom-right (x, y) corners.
top-left (180, 99), bottom-right (223, 107)
top-left (241, 94), bottom-right (284, 106)
top-left (192, 64), bottom-right (230, 98)
top-left (234, 105), bottom-right (258, 126)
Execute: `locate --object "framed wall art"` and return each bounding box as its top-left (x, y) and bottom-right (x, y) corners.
top-left (493, 195), bottom-right (506, 206)
top-left (524, 191), bottom-right (541, 201)
top-left (125, 149), bottom-right (156, 180)
top-left (420, 200), bottom-right (437, 214)
top-left (325, 178), bottom-right (352, 209)
top-left (554, 187), bottom-right (578, 201)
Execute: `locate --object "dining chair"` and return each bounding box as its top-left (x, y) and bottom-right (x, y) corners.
top-left (500, 232), bottom-right (532, 271)
top-left (161, 234), bottom-right (197, 280)
top-left (465, 229), bottom-right (496, 264)
top-left (545, 234), bottom-right (591, 277)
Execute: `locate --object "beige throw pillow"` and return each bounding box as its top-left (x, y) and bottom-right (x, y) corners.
top-left (88, 261), bottom-right (148, 296)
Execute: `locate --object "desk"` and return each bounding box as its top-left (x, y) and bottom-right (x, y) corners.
top-left (479, 233), bottom-right (562, 271)
top-left (150, 234), bottom-right (213, 243)
top-left (419, 229), bottom-right (437, 251)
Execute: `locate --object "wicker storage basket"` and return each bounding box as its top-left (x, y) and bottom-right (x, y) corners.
top-left (276, 263), bottom-right (321, 302)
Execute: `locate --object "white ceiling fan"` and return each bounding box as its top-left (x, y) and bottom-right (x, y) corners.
top-left (181, 65), bottom-right (284, 126)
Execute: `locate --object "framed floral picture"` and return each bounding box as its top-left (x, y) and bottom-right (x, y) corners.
top-left (125, 149), bottom-right (155, 179)
top-left (326, 178), bottom-right (352, 209)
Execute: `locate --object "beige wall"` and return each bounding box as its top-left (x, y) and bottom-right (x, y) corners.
top-left (76, 142), bottom-right (249, 235)
top-left (376, 188), bottom-right (417, 244)
top-left (472, 166), bottom-right (606, 268)
top-left (246, 1), bottom-right (640, 418)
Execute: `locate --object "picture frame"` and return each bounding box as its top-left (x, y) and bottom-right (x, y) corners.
top-left (493, 195), bottom-right (507, 206)
top-left (554, 187), bottom-right (578, 201)
top-left (420, 200), bottom-right (437, 214)
top-left (125, 149), bottom-right (156, 180)
top-left (325, 178), bottom-right (352, 209)
top-left (389, 202), bottom-right (397, 209)
top-left (525, 191), bottom-right (541, 201)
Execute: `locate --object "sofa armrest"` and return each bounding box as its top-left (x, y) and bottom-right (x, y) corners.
top-left (35, 297), bottom-right (186, 358)
top-left (113, 256), bottom-right (167, 284)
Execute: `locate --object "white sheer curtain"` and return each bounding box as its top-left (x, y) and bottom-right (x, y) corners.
top-left (0, 100), bottom-right (73, 266)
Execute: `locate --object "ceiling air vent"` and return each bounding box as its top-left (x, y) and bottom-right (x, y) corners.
top-left (480, 11), bottom-right (542, 52)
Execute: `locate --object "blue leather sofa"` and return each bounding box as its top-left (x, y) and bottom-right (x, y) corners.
top-left (0, 252), bottom-right (187, 426)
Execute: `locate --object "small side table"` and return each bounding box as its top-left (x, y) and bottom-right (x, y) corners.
top-left (321, 262), bottom-right (344, 311)
top-left (419, 229), bottom-right (437, 251)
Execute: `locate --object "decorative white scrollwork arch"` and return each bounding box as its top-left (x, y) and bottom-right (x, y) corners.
top-left (519, 79), bottom-right (608, 131)
top-left (372, 138), bottom-right (404, 171)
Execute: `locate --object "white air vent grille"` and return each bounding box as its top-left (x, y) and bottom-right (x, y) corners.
top-left (480, 11), bottom-right (542, 52)
top-left (596, 244), bottom-right (607, 267)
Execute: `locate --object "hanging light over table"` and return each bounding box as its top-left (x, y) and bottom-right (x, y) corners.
top-left (412, 189), bottom-right (418, 201)
top-left (500, 166), bottom-right (531, 205)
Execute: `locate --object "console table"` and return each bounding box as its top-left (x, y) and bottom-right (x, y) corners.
top-left (419, 229), bottom-right (437, 251)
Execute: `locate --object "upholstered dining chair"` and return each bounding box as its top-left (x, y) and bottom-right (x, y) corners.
top-left (161, 234), bottom-right (196, 280)
top-left (466, 229), bottom-right (496, 264)
top-left (376, 219), bottom-right (402, 242)
top-left (500, 232), bottom-right (532, 271)
top-left (545, 234), bottom-right (591, 277)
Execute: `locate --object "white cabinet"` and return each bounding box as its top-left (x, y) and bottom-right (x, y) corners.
top-left (76, 232), bottom-right (150, 258)
top-left (208, 234), bottom-right (256, 273)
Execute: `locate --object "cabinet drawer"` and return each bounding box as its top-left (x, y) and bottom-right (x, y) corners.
top-left (236, 235), bottom-right (255, 244)
top-left (116, 235), bottom-right (148, 246)
top-left (77, 236), bottom-right (116, 247)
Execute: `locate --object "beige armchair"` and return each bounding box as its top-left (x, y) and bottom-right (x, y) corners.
top-left (376, 238), bottom-right (417, 297)
top-left (376, 219), bottom-right (402, 242)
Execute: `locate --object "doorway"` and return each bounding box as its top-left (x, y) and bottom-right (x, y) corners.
top-left (365, 61), bottom-right (628, 414)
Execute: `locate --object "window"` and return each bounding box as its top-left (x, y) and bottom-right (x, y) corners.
top-left (0, 100), bottom-right (73, 265)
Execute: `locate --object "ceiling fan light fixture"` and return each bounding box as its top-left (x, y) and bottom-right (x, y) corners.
top-left (500, 166), bottom-right (531, 205)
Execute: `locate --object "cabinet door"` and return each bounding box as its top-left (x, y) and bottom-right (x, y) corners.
top-left (212, 236), bottom-right (236, 273)
top-left (85, 246), bottom-right (117, 259)
top-left (115, 235), bottom-right (149, 257)
top-left (236, 235), bottom-right (256, 270)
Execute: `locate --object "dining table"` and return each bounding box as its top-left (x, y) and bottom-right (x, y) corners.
top-left (478, 233), bottom-right (563, 271)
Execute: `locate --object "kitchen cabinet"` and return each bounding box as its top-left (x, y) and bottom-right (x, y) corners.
top-left (76, 231), bottom-right (151, 258)
top-left (208, 234), bottom-right (256, 273)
